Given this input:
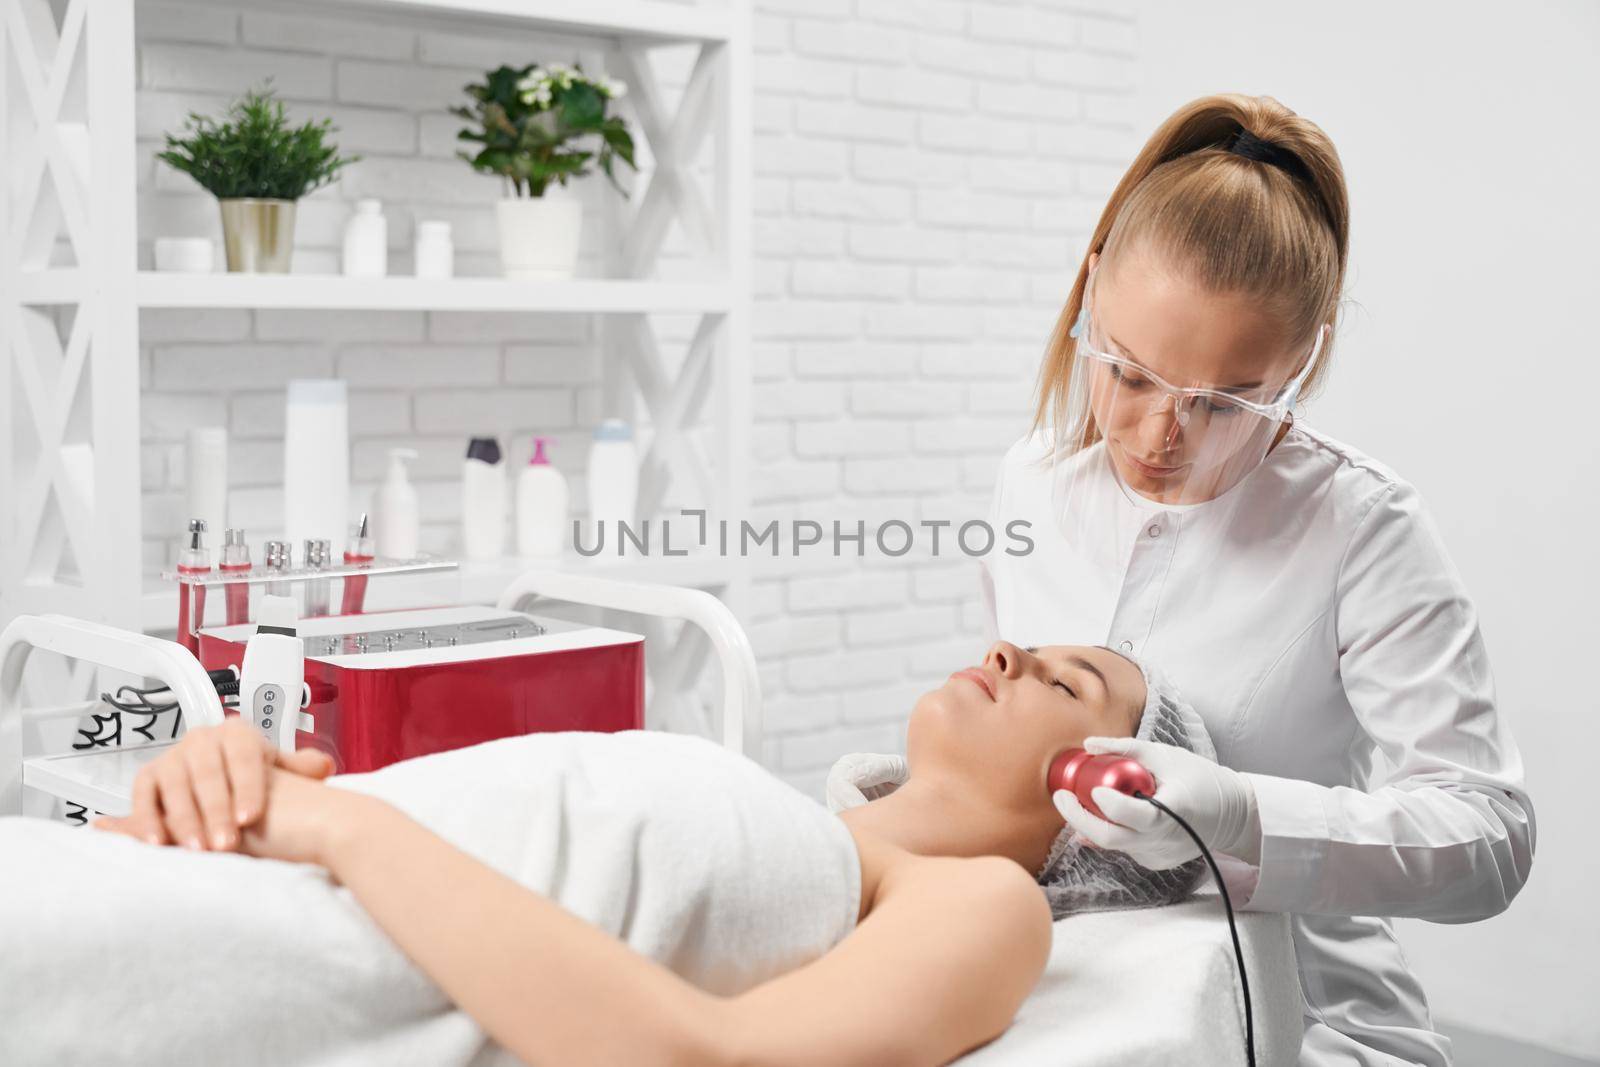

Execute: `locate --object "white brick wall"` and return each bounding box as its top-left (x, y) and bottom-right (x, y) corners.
top-left (135, 1), bottom-right (1139, 798)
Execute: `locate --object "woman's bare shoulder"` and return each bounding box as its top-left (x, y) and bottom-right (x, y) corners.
top-left (877, 851), bottom-right (1053, 953)
top-left (722, 846), bottom-right (1052, 1065)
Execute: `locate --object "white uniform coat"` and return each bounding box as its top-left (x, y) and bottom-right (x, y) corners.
top-left (980, 423), bottom-right (1534, 1066)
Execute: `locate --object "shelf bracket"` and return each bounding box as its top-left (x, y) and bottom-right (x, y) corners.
top-left (614, 43), bottom-right (721, 277)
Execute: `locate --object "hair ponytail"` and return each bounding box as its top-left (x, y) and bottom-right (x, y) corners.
top-left (1032, 93), bottom-right (1350, 439)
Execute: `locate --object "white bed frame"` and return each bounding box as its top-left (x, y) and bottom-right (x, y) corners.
top-left (0, 569), bottom-right (761, 819)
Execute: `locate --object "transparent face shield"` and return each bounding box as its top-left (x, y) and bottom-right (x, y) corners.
top-left (1051, 267), bottom-right (1328, 514)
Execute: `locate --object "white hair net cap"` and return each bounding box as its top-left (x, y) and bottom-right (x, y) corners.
top-left (1035, 654), bottom-right (1215, 920)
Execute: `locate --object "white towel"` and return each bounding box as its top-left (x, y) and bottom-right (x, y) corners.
top-left (956, 892), bottom-right (1303, 1066)
top-left (0, 731), bottom-right (861, 1066)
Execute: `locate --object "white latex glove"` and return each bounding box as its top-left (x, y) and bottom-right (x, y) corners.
top-left (825, 752), bottom-right (909, 813)
top-left (1052, 736), bottom-right (1259, 870)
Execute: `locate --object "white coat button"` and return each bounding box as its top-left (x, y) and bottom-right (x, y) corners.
top-left (1118, 640), bottom-right (1134, 653)
top-left (1148, 523), bottom-right (1162, 538)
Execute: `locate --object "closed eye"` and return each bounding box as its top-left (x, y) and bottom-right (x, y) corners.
top-left (1023, 648), bottom-right (1081, 701)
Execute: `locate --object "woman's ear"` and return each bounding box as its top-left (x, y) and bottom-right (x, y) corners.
top-left (1088, 251), bottom-right (1099, 272)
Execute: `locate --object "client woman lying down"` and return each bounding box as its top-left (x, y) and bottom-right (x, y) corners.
top-left (0, 641), bottom-right (1213, 1066)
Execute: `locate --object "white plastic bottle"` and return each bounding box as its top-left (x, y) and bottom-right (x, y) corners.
top-left (371, 448), bottom-right (419, 558)
top-left (414, 220), bottom-right (453, 279)
top-left (185, 426), bottom-right (228, 546)
top-left (342, 199), bottom-right (387, 277)
top-left (587, 419), bottom-right (638, 541)
top-left (284, 379), bottom-right (349, 558)
top-left (516, 436), bottom-right (569, 558)
top-left (461, 437), bottom-right (507, 561)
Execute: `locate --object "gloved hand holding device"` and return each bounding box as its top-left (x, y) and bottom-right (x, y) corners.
top-left (1052, 735), bottom-right (1262, 869)
top-left (824, 751), bottom-right (908, 813)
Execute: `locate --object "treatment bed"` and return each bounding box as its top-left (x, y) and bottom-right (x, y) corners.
top-left (1, 571), bottom-right (1301, 1065)
top-left (961, 891), bottom-right (1301, 1065)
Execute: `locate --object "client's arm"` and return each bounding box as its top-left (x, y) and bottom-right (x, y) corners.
top-left (247, 770), bottom-right (1051, 1066)
top-left (725, 846), bottom-right (1052, 1064)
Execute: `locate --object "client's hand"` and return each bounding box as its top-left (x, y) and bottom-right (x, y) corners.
top-left (238, 767), bottom-right (372, 869)
top-left (95, 717), bottom-right (335, 852)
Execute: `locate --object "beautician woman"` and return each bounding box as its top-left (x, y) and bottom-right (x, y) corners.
top-left (833, 93), bottom-right (1534, 1064)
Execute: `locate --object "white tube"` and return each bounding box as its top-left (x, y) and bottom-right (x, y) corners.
top-left (284, 380), bottom-right (349, 558)
top-left (185, 427), bottom-right (228, 545)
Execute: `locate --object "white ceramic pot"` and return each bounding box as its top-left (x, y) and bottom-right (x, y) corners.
top-left (496, 194), bottom-right (582, 280)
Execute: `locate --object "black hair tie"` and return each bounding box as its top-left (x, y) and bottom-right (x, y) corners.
top-left (1222, 128), bottom-right (1314, 186)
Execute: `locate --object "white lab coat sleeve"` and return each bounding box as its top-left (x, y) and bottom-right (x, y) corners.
top-left (1238, 480), bottom-right (1535, 922)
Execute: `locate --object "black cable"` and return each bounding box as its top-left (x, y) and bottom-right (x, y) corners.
top-left (1135, 791), bottom-right (1256, 1067)
top-left (90, 670), bottom-right (242, 747)
top-left (104, 669), bottom-right (239, 710)
top-left (118, 683), bottom-right (171, 698)
top-left (101, 692), bottom-right (179, 716)
top-left (95, 668), bottom-right (240, 741)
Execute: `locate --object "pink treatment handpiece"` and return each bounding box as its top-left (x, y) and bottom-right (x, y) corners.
top-left (1048, 749), bottom-right (1158, 821)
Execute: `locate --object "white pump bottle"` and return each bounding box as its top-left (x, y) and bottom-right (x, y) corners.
top-left (516, 436), bottom-right (569, 558)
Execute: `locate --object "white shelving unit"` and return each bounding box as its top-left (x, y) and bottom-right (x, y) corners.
top-left (131, 273), bottom-right (734, 313)
top-left (1, 0), bottom-right (753, 716)
top-left (234, 0), bottom-right (738, 44)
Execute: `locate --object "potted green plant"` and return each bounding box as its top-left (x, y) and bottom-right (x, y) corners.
top-left (454, 62), bottom-right (636, 280)
top-left (159, 86), bottom-right (358, 273)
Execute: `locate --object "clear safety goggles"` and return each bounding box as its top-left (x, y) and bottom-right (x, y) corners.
top-left (1055, 268), bottom-right (1327, 507)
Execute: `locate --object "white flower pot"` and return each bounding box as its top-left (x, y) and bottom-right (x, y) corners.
top-left (496, 195), bottom-right (582, 280)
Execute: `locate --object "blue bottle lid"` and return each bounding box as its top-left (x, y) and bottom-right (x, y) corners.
top-left (593, 419), bottom-right (633, 442)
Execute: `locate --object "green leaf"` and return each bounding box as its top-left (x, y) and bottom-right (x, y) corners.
top-left (601, 122), bottom-right (636, 168)
top-left (484, 64), bottom-right (531, 109)
top-left (599, 151), bottom-right (624, 199)
top-left (560, 82), bottom-right (604, 130)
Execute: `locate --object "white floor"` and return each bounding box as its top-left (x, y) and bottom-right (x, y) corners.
top-left (1444, 1023), bottom-right (1600, 1067)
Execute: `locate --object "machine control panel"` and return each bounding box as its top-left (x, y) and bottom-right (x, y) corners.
top-left (304, 614), bottom-right (574, 657)
top-left (253, 683), bottom-right (281, 744)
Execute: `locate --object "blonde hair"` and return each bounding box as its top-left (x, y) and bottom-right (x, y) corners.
top-left (1032, 93), bottom-right (1350, 441)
